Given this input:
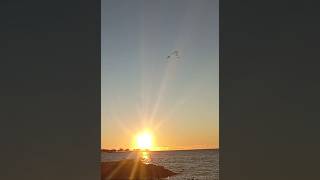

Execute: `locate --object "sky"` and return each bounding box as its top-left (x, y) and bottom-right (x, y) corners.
top-left (101, 0), bottom-right (219, 150)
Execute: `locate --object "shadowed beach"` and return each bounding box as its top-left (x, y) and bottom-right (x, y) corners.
top-left (101, 159), bottom-right (178, 180)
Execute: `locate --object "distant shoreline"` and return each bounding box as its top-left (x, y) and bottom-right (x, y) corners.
top-left (101, 148), bottom-right (219, 153)
top-left (152, 148), bottom-right (219, 152)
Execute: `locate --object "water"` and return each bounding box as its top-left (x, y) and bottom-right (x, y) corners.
top-left (101, 149), bottom-right (219, 180)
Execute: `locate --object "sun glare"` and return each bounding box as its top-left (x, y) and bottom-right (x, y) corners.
top-left (135, 132), bottom-right (153, 150)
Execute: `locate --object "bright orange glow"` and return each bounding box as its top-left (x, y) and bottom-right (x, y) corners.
top-left (135, 132), bottom-right (153, 150)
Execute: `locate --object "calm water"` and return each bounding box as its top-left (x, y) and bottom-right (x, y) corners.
top-left (101, 149), bottom-right (219, 180)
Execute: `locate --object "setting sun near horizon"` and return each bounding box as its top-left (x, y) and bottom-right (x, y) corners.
top-left (134, 131), bottom-right (153, 150)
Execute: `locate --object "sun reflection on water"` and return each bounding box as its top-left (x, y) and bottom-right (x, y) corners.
top-left (139, 151), bottom-right (151, 164)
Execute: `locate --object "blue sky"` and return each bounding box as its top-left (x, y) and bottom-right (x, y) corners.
top-left (102, 0), bottom-right (219, 150)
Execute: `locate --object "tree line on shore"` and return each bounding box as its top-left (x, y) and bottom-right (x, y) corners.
top-left (101, 148), bottom-right (146, 153)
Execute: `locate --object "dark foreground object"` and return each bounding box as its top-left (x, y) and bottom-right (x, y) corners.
top-left (101, 159), bottom-right (178, 180)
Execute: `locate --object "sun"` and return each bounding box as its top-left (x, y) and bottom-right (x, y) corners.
top-left (135, 132), bottom-right (153, 150)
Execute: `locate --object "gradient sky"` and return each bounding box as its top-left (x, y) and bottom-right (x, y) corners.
top-left (102, 0), bottom-right (219, 150)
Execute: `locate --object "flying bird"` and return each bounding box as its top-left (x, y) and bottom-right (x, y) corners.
top-left (166, 50), bottom-right (180, 60)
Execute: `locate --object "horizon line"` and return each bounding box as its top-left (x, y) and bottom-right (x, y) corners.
top-left (101, 147), bottom-right (219, 152)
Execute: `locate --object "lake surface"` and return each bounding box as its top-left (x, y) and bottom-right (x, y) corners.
top-left (101, 149), bottom-right (219, 180)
